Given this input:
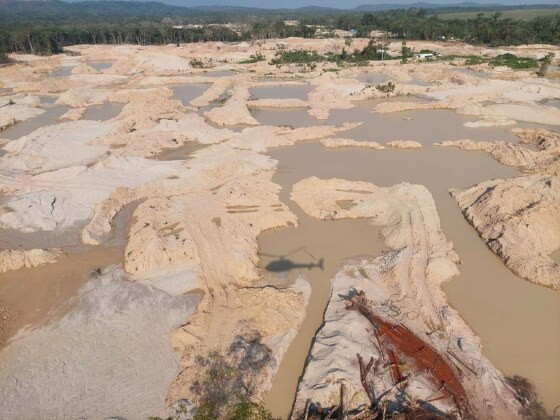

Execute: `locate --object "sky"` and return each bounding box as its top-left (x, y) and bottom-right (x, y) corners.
top-left (161, 0), bottom-right (560, 7)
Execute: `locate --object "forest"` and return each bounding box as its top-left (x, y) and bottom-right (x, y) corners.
top-left (0, 1), bottom-right (559, 57)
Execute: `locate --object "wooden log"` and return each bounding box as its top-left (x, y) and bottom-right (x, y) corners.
top-left (357, 354), bottom-right (375, 408)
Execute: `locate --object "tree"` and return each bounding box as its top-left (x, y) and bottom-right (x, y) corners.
top-left (401, 41), bottom-right (412, 63)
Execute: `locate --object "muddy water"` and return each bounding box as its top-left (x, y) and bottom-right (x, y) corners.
top-left (171, 84), bottom-right (210, 106)
top-left (0, 246), bottom-right (122, 343)
top-left (1, 105), bottom-right (69, 140)
top-left (552, 249), bottom-right (560, 265)
top-left (251, 84), bottom-right (313, 100)
top-left (89, 60), bottom-right (115, 71)
top-left (0, 200), bottom-right (136, 346)
top-left (83, 102), bottom-right (124, 121)
top-left (259, 175), bottom-right (386, 418)
top-left (354, 73), bottom-right (391, 84)
top-left (409, 77), bottom-right (431, 86)
top-left (544, 99), bottom-right (560, 109)
top-left (262, 141), bottom-right (560, 417)
top-left (252, 100), bottom-right (540, 144)
top-left (51, 66), bottom-right (74, 77)
top-left (251, 108), bottom-right (321, 128)
top-left (205, 70), bottom-right (233, 77)
top-left (151, 142), bottom-right (207, 161)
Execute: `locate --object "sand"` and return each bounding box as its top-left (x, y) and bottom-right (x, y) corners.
top-left (0, 38), bottom-right (559, 418)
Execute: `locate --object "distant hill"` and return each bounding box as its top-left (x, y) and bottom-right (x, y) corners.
top-left (1, 0), bottom-right (558, 25)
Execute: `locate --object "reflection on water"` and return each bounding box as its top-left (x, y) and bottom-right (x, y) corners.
top-left (262, 141), bottom-right (560, 417)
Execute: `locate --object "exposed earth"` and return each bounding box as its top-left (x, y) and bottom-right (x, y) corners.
top-left (0, 38), bottom-right (559, 419)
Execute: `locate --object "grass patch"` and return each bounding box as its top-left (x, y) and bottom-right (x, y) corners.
top-left (464, 55), bottom-right (489, 65)
top-left (489, 53), bottom-right (538, 69)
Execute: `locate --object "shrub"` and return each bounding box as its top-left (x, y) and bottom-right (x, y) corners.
top-left (464, 55), bottom-right (488, 65)
top-left (270, 49), bottom-right (324, 65)
top-left (239, 53), bottom-right (265, 64)
top-left (489, 53), bottom-right (538, 69)
top-left (191, 333), bottom-right (277, 420)
top-left (190, 58), bottom-right (204, 68)
top-left (376, 81), bottom-right (395, 94)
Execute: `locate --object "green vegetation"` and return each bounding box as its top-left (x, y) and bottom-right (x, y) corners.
top-left (239, 53), bottom-right (265, 64)
top-left (355, 40), bottom-right (391, 61)
top-left (270, 41), bottom-right (394, 69)
top-left (148, 333), bottom-right (277, 420)
top-left (270, 49), bottom-right (324, 65)
top-left (537, 53), bottom-right (555, 77)
top-left (351, 9), bottom-right (560, 46)
top-left (401, 41), bottom-right (412, 63)
top-left (464, 55), bottom-right (488, 65)
top-left (376, 81), bottom-right (396, 94)
top-left (1, 1), bottom-right (560, 57)
top-left (0, 23), bottom-right (240, 55)
top-left (0, 49), bottom-right (10, 65)
top-left (437, 8), bottom-right (558, 21)
top-left (190, 333), bottom-right (276, 420)
top-left (195, 399), bottom-right (274, 420)
top-left (190, 58), bottom-right (205, 68)
top-left (489, 53), bottom-right (538, 69)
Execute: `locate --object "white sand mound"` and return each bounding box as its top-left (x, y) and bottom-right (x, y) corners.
top-left (0, 266), bottom-right (201, 419)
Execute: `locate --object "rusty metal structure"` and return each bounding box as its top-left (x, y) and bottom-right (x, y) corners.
top-left (345, 291), bottom-right (468, 417)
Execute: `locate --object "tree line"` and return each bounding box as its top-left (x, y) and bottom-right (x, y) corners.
top-left (335, 9), bottom-right (560, 46)
top-left (0, 2), bottom-right (559, 58)
top-left (0, 24), bottom-right (242, 55)
top-left (0, 20), bottom-right (316, 56)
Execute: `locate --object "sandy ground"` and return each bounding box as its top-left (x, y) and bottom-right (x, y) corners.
top-left (0, 38), bottom-right (559, 418)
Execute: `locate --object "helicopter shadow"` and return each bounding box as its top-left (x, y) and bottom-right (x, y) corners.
top-left (259, 246), bottom-right (324, 273)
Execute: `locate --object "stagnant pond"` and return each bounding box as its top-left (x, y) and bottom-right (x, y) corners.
top-left (0, 199), bottom-right (137, 346)
top-left (83, 102), bottom-right (124, 121)
top-left (1, 81), bottom-right (559, 417)
top-left (257, 108), bottom-right (560, 417)
top-left (252, 98), bottom-right (551, 144)
top-left (251, 84), bottom-right (314, 101)
top-left (88, 60), bottom-right (115, 71)
top-left (1, 105), bottom-right (69, 141)
top-left (171, 84), bottom-right (210, 107)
